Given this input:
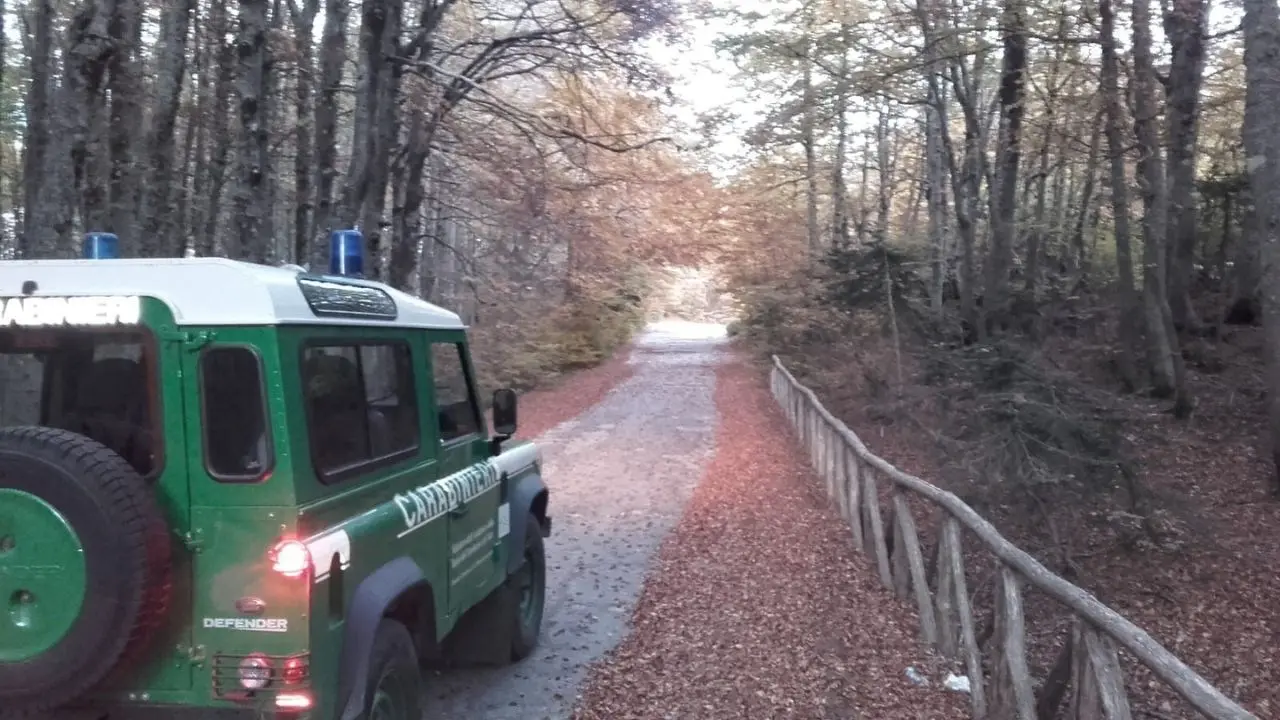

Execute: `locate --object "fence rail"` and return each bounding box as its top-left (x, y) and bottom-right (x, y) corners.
top-left (768, 355), bottom-right (1255, 720)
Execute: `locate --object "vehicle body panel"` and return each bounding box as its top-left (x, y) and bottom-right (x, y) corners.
top-left (0, 265), bottom-right (549, 719)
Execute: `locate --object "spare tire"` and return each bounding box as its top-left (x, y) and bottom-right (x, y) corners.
top-left (0, 426), bottom-right (172, 716)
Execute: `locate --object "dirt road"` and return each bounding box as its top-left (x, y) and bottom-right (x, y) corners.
top-left (426, 321), bottom-right (728, 719)
top-left (427, 321), bottom-right (963, 719)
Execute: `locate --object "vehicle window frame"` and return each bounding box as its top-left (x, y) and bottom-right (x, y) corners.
top-left (0, 327), bottom-right (166, 480)
top-left (197, 343), bottom-right (275, 484)
top-left (429, 340), bottom-right (485, 446)
top-left (299, 338), bottom-right (421, 484)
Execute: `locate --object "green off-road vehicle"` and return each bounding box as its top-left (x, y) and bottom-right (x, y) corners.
top-left (0, 231), bottom-right (552, 719)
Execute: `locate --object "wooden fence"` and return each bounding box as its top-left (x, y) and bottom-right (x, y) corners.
top-left (768, 355), bottom-right (1255, 720)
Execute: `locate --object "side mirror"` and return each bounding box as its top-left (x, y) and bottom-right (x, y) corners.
top-left (492, 388), bottom-right (518, 438)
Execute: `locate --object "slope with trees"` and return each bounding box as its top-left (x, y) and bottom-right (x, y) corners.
top-left (0, 0), bottom-right (718, 391)
top-left (718, 0), bottom-right (1280, 715)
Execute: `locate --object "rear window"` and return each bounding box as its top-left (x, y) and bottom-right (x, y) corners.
top-left (200, 346), bottom-right (272, 481)
top-left (0, 329), bottom-right (161, 476)
top-left (302, 341), bottom-right (419, 482)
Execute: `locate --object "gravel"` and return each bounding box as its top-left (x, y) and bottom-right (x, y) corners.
top-left (425, 321), bottom-right (728, 719)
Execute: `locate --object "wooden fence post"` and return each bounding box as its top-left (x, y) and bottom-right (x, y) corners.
top-left (821, 422), bottom-right (834, 499)
top-left (862, 467), bottom-right (894, 588)
top-left (989, 568), bottom-right (1036, 720)
top-left (933, 519), bottom-right (959, 658)
top-left (845, 447), bottom-right (863, 543)
top-left (890, 492), bottom-right (912, 600)
top-left (1068, 620), bottom-right (1134, 720)
top-left (891, 493), bottom-right (938, 645)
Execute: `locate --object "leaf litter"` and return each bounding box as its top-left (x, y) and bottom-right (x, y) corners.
top-left (572, 355), bottom-right (966, 720)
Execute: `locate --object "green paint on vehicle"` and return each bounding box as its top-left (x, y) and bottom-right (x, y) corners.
top-left (0, 260), bottom-right (552, 718)
top-left (0, 488), bottom-right (87, 663)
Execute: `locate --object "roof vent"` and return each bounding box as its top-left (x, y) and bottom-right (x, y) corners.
top-left (83, 232), bottom-right (120, 259)
top-left (329, 230), bottom-right (364, 278)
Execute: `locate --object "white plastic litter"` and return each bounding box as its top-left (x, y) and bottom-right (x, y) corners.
top-left (943, 672), bottom-right (971, 693)
top-left (905, 666), bottom-right (928, 686)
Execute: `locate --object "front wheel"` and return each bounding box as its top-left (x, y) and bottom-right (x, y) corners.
top-left (362, 620), bottom-right (423, 720)
top-left (509, 513), bottom-right (546, 660)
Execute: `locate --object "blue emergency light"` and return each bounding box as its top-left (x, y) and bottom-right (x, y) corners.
top-left (83, 232), bottom-right (121, 259)
top-left (329, 229), bottom-right (364, 277)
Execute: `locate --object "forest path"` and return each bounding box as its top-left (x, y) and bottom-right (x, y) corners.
top-left (427, 321), bottom-right (961, 719)
top-left (426, 321), bottom-right (724, 719)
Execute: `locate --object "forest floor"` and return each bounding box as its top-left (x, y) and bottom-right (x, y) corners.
top-left (786, 324), bottom-right (1280, 718)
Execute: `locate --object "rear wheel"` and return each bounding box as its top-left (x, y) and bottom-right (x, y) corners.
top-left (362, 620), bottom-right (424, 720)
top-left (0, 427), bottom-right (171, 717)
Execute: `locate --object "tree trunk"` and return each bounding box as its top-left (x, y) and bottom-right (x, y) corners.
top-left (311, 0), bottom-right (348, 269)
top-left (288, 0), bottom-right (320, 265)
top-left (1099, 0), bottom-right (1141, 390)
top-left (1241, 0), bottom-right (1280, 491)
top-left (20, 0), bottom-right (54, 257)
top-left (1025, 18), bottom-right (1066, 299)
top-left (1069, 108), bottom-right (1104, 288)
top-left (200, 0), bottom-right (235, 257)
top-left (983, 0), bottom-right (1027, 335)
top-left (232, 0), bottom-right (273, 261)
top-left (107, 0), bottom-right (144, 247)
top-left (1164, 0), bottom-right (1210, 332)
top-left (360, 0), bottom-right (402, 282)
top-left (926, 92), bottom-right (948, 315)
top-left (874, 108), bottom-right (895, 246)
top-left (941, 19), bottom-right (989, 333)
top-left (140, 0), bottom-right (194, 257)
top-left (801, 7), bottom-right (820, 257)
top-left (831, 20), bottom-right (852, 250)
top-left (1133, 0), bottom-right (1192, 415)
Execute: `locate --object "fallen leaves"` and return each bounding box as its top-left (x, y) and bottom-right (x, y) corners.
top-left (516, 347), bottom-right (637, 439)
top-left (572, 356), bottom-right (967, 720)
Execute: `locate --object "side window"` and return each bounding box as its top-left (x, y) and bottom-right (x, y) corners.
top-left (430, 342), bottom-right (482, 442)
top-left (200, 346), bottom-right (272, 481)
top-left (302, 342), bottom-right (419, 481)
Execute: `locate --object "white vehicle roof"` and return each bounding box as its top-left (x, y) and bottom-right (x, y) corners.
top-left (0, 257), bottom-right (465, 329)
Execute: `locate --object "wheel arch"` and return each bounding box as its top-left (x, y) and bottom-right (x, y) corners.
top-left (335, 556), bottom-right (441, 720)
top-left (504, 471), bottom-right (550, 575)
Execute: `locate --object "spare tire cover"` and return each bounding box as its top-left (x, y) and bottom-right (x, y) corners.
top-left (0, 426), bottom-right (171, 715)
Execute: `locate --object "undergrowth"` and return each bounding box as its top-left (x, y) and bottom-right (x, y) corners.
top-left (734, 243), bottom-right (1186, 563)
top-left (470, 267), bottom-right (649, 393)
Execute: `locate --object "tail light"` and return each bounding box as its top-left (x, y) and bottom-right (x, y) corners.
top-left (270, 539), bottom-right (311, 578)
top-left (282, 656), bottom-right (307, 685)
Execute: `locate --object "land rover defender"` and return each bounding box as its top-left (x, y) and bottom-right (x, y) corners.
top-left (0, 230), bottom-right (551, 719)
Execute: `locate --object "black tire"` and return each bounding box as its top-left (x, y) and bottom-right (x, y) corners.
top-left (509, 513), bottom-right (546, 661)
top-left (0, 427), bottom-right (172, 717)
top-left (361, 620), bottom-right (424, 720)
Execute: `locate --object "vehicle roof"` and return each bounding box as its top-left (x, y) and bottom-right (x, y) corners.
top-left (0, 258), bottom-right (465, 329)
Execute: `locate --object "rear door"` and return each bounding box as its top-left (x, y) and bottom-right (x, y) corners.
top-left (181, 332), bottom-right (309, 696)
top-left (427, 337), bottom-right (500, 615)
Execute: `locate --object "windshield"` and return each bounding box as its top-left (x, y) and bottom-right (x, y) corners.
top-left (0, 329), bottom-right (160, 476)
